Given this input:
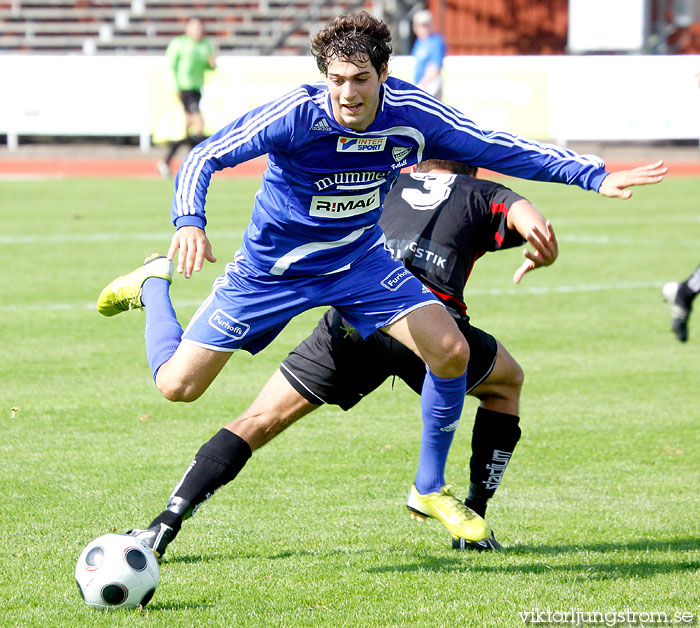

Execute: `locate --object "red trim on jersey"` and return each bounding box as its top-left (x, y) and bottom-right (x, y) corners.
top-left (427, 286), bottom-right (468, 315)
top-left (465, 250), bottom-right (486, 285)
top-left (490, 202), bottom-right (508, 247)
top-left (490, 202), bottom-right (508, 216)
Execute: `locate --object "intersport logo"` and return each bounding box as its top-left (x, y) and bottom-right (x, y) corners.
top-left (337, 137), bottom-right (387, 152)
top-left (309, 189), bottom-right (380, 218)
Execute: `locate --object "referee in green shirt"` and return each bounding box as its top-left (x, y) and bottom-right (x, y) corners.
top-left (158, 18), bottom-right (216, 177)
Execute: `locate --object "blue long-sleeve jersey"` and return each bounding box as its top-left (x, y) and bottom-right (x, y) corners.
top-left (171, 75), bottom-right (607, 277)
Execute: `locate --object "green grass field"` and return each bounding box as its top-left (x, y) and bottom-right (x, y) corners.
top-left (2, 174), bottom-right (699, 628)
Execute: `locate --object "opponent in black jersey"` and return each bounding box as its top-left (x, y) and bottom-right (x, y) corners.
top-left (131, 159), bottom-right (558, 556)
top-left (381, 163), bottom-right (529, 315)
top-left (278, 160), bottom-right (557, 549)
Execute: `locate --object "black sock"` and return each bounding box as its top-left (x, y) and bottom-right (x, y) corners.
top-left (163, 139), bottom-right (185, 166)
top-left (465, 407), bottom-right (521, 518)
top-left (148, 428), bottom-right (252, 531)
top-left (188, 134), bottom-right (207, 147)
top-left (678, 263), bottom-right (700, 305)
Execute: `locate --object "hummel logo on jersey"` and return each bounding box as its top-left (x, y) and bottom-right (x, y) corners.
top-left (208, 309), bottom-right (250, 340)
top-left (311, 118), bottom-right (332, 132)
top-left (392, 146), bottom-right (411, 162)
top-left (337, 137), bottom-right (387, 152)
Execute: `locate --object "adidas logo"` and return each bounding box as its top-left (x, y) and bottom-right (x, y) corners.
top-left (440, 419), bottom-right (460, 433)
top-left (311, 118), bottom-right (332, 132)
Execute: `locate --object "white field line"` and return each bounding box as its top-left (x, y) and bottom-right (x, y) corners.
top-left (0, 281), bottom-right (665, 313)
top-left (0, 231), bottom-right (243, 245)
top-left (557, 234), bottom-right (699, 246)
top-left (1, 231), bottom-right (696, 246)
top-left (0, 174), bottom-right (66, 182)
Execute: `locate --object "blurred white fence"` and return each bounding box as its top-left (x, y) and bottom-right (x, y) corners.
top-left (1, 53), bottom-right (699, 150)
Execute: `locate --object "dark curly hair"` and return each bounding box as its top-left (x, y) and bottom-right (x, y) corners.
top-left (311, 12), bottom-right (392, 76)
top-left (416, 160), bottom-right (478, 177)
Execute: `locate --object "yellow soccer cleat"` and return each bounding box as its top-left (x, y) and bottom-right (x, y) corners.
top-left (97, 254), bottom-right (173, 317)
top-left (407, 484), bottom-right (491, 543)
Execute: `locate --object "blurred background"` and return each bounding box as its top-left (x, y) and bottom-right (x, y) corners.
top-left (0, 0), bottom-right (699, 164)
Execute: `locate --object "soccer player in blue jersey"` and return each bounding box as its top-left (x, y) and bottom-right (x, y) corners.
top-left (98, 12), bottom-right (666, 553)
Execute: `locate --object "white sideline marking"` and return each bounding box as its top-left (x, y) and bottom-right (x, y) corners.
top-left (0, 282), bottom-right (665, 313)
top-left (0, 174), bottom-right (66, 182)
top-left (558, 234), bottom-right (698, 246)
top-left (0, 299), bottom-right (205, 313)
top-left (468, 280), bottom-right (664, 296)
top-left (0, 231), bottom-right (243, 245)
top-left (2, 231), bottom-right (696, 246)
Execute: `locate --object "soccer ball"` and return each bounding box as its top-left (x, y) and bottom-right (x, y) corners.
top-left (75, 533), bottom-right (159, 610)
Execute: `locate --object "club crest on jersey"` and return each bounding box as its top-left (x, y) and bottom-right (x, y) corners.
top-left (208, 309), bottom-right (250, 340)
top-left (337, 137), bottom-right (387, 152)
top-left (311, 118), bottom-right (332, 132)
top-left (310, 189), bottom-right (380, 218)
top-left (392, 146), bottom-right (411, 162)
top-left (381, 267), bottom-right (413, 292)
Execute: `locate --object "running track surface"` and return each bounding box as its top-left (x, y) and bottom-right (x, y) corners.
top-left (1, 155), bottom-right (698, 178)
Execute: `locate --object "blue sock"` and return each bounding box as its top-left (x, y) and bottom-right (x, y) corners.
top-left (142, 277), bottom-right (182, 379)
top-left (414, 368), bottom-right (467, 495)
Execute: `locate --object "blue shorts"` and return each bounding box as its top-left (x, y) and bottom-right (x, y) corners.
top-left (181, 245), bottom-right (439, 354)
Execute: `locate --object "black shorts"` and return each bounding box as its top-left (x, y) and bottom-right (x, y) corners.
top-left (280, 308), bottom-right (498, 411)
top-left (179, 89), bottom-right (202, 114)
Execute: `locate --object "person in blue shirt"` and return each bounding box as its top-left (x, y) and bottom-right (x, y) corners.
top-left (97, 11), bottom-right (666, 555)
top-left (411, 9), bottom-right (446, 99)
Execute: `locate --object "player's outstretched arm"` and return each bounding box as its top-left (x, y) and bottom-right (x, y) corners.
top-left (167, 225), bottom-right (217, 279)
top-left (507, 200), bottom-right (558, 284)
top-left (597, 160), bottom-right (667, 199)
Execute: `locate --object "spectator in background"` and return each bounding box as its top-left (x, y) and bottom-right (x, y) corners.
top-left (157, 17), bottom-right (216, 178)
top-left (411, 9), bottom-right (446, 99)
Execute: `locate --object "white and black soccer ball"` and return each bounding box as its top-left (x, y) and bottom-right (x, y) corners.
top-left (75, 533), bottom-right (159, 610)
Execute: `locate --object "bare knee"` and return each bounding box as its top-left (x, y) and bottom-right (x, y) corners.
top-left (428, 335), bottom-right (470, 378)
top-left (510, 360), bottom-right (525, 395)
top-left (155, 374), bottom-right (204, 403)
top-left (493, 359), bottom-right (524, 406)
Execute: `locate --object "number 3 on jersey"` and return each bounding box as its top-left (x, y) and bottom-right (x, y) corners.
top-left (400, 173), bottom-right (457, 211)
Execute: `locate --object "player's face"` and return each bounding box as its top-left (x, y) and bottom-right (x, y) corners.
top-left (186, 19), bottom-right (203, 41)
top-left (412, 22), bottom-right (431, 39)
top-left (325, 56), bottom-right (388, 132)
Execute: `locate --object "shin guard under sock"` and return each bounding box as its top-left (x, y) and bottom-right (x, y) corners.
top-left (414, 368), bottom-right (467, 495)
top-left (678, 263), bottom-right (700, 305)
top-left (142, 277), bottom-right (183, 379)
top-left (147, 428), bottom-right (252, 539)
top-left (465, 407), bottom-right (521, 517)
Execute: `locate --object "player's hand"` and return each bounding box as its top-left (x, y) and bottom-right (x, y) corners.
top-left (513, 220), bottom-right (558, 284)
top-left (167, 226), bottom-right (217, 278)
top-left (597, 160), bottom-right (667, 199)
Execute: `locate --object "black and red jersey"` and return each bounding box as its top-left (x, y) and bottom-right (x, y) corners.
top-left (380, 172), bottom-right (526, 316)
